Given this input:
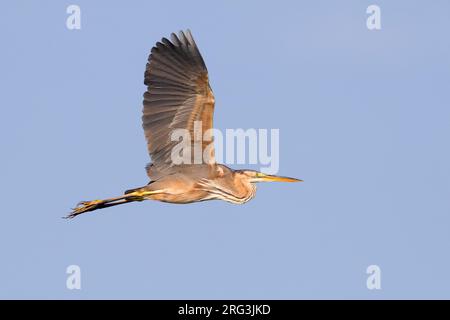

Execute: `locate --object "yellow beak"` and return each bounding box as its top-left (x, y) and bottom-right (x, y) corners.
top-left (255, 172), bottom-right (303, 183)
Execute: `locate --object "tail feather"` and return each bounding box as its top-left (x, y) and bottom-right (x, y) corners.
top-left (124, 187), bottom-right (142, 195)
top-left (125, 182), bottom-right (154, 195)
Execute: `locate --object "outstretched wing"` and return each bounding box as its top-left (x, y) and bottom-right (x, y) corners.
top-left (143, 30), bottom-right (215, 174)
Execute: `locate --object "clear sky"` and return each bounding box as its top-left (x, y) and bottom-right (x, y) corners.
top-left (1, 0), bottom-right (450, 299)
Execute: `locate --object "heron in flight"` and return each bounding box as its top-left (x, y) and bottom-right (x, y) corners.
top-left (68, 30), bottom-right (301, 218)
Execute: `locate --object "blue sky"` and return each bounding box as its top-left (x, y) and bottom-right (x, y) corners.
top-left (1, 0), bottom-right (450, 299)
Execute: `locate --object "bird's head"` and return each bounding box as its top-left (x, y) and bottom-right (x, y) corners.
top-left (235, 170), bottom-right (303, 184)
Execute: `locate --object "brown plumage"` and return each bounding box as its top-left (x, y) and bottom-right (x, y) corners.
top-left (67, 30), bottom-right (301, 219)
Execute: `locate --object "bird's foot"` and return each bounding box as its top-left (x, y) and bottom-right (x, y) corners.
top-left (65, 200), bottom-right (103, 219)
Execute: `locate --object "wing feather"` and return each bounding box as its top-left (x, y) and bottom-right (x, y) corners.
top-left (142, 30), bottom-right (215, 176)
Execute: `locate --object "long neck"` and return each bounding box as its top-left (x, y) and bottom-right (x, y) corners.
top-left (224, 176), bottom-right (257, 204)
top-left (199, 175), bottom-right (257, 204)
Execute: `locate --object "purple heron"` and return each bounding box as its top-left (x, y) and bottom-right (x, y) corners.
top-left (67, 30), bottom-right (301, 219)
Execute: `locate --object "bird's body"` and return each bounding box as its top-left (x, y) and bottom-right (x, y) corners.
top-left (68, 30), bottom-right (301, 218)
top-left (128, 164), bottom-right (256, 204)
